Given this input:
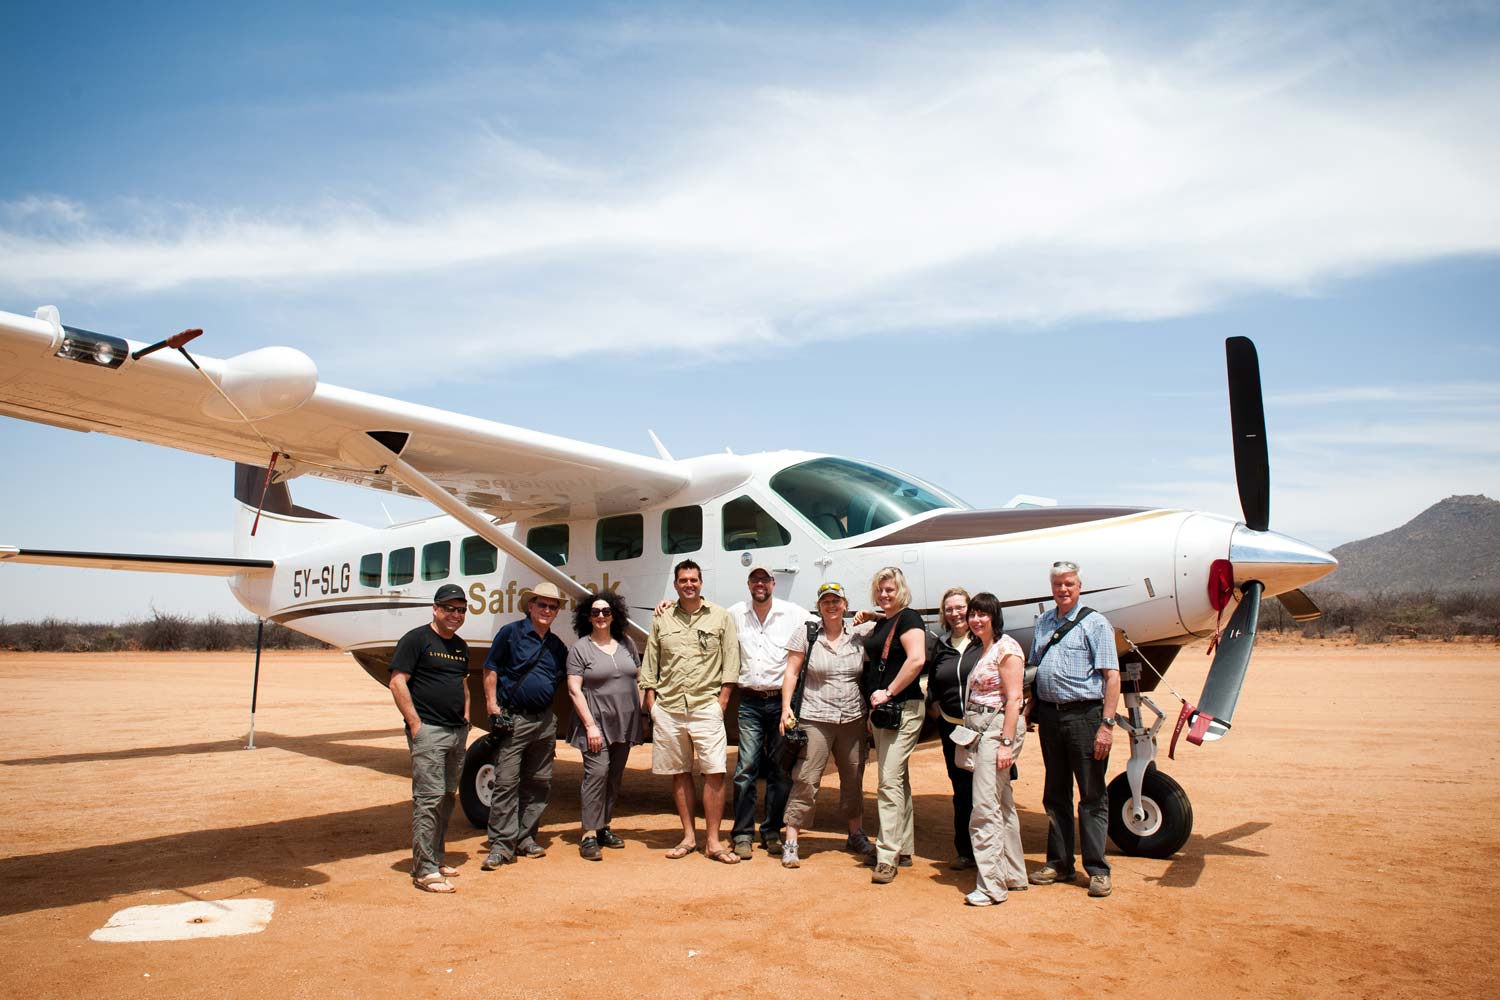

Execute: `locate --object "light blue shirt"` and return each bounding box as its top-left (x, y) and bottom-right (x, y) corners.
top-left (1029, 605), bottom-right (1118, 703)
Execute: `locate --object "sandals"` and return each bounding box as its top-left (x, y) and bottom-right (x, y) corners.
top-left (438, 866), bottom-right (460, 878)
top-left (705, 847), bottom-right (740, 865)
top-left (665, 842), bottom-right (696, 860)
top-left (413, 872), bottom-right (456, 893)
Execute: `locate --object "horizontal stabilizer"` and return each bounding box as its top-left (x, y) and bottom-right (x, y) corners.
top-left (0, 546), bottom-right (273, 578)
top-left (1276, 587), bottom-right (1323, 622)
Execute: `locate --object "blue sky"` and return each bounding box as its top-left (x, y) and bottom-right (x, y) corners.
top-left (2, 1), bottom-right (1497, 622)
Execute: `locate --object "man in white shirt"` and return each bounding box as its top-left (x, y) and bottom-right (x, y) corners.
top-left (727, 564), bottom-right (810, 859)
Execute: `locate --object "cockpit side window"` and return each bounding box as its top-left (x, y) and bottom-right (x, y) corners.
top-left (769, 458), bottom-right (962, 540)
top-left (721, 495), bottom-right (791, 551)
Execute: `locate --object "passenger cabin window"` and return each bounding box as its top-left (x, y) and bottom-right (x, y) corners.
top-left (721, 495), bottom-right (790, 551)
top-left (388, 546), bottom-right (415, 586)
top-left (526, 524), bottom-right (569, 567)
top-left (662, 505), bottom-right (703, 554)
top-left (359, 553), bottom-right (382, 588)
top-left (421, 541), bottom-right (450, 581)
top-left (461, 535), bottom-right (498, 576)
top-left (768, 457), bottom-right (964, 539)
top-left (596, 514), bottom-right (644, 562)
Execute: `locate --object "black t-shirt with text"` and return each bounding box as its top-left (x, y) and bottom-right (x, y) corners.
top-left (389, 624), bottom-right (470, 728)
top-left (863, 608), bottom-right (927, 703)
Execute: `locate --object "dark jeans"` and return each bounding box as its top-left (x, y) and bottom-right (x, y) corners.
top-left (732, 693), bottom-right (791, 843)
top-left (1036, 699), bottom-right (1110, 877)
top-left (937, 716), bottom-right (975, 861)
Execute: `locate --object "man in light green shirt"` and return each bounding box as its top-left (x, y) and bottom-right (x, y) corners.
top-left (640, 559), bottom-right (741, 863)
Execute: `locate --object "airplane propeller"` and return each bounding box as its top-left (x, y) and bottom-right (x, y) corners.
top-left (1183, 337), bottom-right (1288, 745)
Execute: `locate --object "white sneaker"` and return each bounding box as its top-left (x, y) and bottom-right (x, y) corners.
top-left (781, 842), bottom-right (800, 868)
top-left (964, 890), bottom-right (997, 907)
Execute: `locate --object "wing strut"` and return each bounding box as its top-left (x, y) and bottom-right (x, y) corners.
top-left (343, 433), bottom-right (649, 645)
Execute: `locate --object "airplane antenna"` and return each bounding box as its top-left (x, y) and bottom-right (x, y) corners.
top-left (647, 430), bottom-right (674, 462)
top-left (379, 502), bottom-right (396, 526)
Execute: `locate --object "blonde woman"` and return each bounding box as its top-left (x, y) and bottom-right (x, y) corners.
top-left (960, 592), bottom-right (1027, 906)
top-left (863, 566), bottom-right (927, 884)
top-left (928, 586), bottom-right (976, 870)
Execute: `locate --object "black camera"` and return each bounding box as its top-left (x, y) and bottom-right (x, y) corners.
top-left (869, 702), bottom-right (903, 730)
top-left (489, 710), bottom-right (516, 738)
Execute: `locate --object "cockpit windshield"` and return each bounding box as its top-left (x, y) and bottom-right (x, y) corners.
top-left (769, 458), bottom-right (967, 540)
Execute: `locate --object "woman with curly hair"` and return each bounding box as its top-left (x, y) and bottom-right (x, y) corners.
top-left (566, 590), bottom-right (643, 860)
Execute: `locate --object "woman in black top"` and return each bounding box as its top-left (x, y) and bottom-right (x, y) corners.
top-left (864, 566), bottom-right (927, 884)
top-left (928, 586), bottom-right (977, 870)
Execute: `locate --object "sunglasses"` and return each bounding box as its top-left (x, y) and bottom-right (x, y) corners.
top-left (1052, 561), bottom-right (1080, 573)
top-left (589, 608), bottom-right (613, 618)
top-left (435, 604), bottom-right (468, 615)
top-left (532, 601), bottom-right (561, 613)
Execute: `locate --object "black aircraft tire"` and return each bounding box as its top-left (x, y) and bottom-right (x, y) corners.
top-left (459, 734), bottom-right (499, 830)
top-left (1107, 768), bottom-right (1193, 858)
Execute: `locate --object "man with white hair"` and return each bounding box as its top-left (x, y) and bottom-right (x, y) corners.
top-left (1027, 560), bottom-right (1120, 898)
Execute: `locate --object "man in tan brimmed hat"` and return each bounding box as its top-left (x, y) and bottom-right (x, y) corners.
top-left (481, 580), bottom-right (569, 871)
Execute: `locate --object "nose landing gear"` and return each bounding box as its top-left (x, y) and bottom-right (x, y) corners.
top-left (1107, 659), bottom-right (1194, 858)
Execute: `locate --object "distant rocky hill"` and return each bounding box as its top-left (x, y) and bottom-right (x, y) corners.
top-left (1320, 494), bottom-right (1500, 594)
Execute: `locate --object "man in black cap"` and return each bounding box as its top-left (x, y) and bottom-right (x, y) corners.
top-left (389, 583), bottom-right (472, 892)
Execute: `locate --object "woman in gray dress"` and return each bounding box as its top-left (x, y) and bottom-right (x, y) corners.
top-left (566, 590), bottom-right (643, 861)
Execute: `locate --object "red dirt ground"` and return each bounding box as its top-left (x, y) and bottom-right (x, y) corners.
top-left (1, 642), bottom-right (1496, 999)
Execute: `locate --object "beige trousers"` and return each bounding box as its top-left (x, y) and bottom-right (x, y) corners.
top-left (873, 698), bottom-right (925, 865)
top-left (783, 718), bottom-right (866, 830)
top-left (968, 712), bottom-right (1027, 901)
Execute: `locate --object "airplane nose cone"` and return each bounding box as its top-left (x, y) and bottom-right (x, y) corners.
top-left (1228, 524), bottom-right (1338, 594)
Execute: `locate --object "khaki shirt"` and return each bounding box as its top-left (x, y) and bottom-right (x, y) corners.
top-left (787, 621), bottom-right (872, 725)
top-left (640, 600), bottom-right (740, 712)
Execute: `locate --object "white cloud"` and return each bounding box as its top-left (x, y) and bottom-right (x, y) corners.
top-left (1, 8), bottom-right (1497, 374)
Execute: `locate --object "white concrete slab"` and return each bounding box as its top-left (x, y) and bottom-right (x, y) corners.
top-left (90, 899), bottom-right (275, 942)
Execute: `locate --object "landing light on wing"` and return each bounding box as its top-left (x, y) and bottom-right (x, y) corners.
top-left (54, 326), bottom-right (128, 370)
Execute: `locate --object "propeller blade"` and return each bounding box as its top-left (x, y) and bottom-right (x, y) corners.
top-left (1226, 336), bottom-right (1270, 531)
top-left (1276, 587), bottom-right (1323, 622)
top-left (1194, 580), bottom-right (1263, 740)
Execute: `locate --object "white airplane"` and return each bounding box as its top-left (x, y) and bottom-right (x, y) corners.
top-left (0, 305), bottom-right (1335, 858)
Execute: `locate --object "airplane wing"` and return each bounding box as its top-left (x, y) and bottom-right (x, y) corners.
top-left (0, 546), bottom-right (273, 577)
top-left (0, 306), bottom-right (690, 522)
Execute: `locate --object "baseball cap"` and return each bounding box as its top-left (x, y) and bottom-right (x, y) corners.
top-left (815, 582), bottom-right (847, 601)
top-left (747, 563), bottom-right (775, 580)
top-left (433, 584), bottom-right (466, 605)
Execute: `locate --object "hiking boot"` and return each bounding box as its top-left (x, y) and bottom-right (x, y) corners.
top-left (781, 842), bottom-right (800, 869)
top-left (733, 838), bottom-right (754, 861)
top-left (518, 840), bottom-right (547, 859)
top-left (761, 833), bottom-right (783, 854)
top-left (898, 853), bottom-right (913, 868)
top-left (597, 828), bottom-right (625, 849)
top-left (871, 862), bottom-right (898, 885)
top-left (481, 850), bottom-right (514, 871)
top-left (845, 831), bottom-right (875, 858)
top-left (964, 890), bottom-right (997, 907)
top-left (949, 856), bottom-right (977, 871)
top-left (579, 835), bottom-right (602, 862)
top-left (1088, 874), bottom-right (1113, 897)
top-left (1028, 865), bottom-right (1074, 885)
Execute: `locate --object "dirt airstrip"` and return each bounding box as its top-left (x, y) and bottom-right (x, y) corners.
top-left (1, 641), bottom-right (1496, 999)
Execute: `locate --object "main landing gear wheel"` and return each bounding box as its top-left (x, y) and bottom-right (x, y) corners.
top-left (459, 735), bottom-right (499, 829)
top-left (1107, 767), bottom-right (1192, 859)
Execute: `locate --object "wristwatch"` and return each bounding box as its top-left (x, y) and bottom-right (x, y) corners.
top-left (1101, 717), bottom-right (1116, 729)
top-left (999, 736), bottom-right (1014, 747)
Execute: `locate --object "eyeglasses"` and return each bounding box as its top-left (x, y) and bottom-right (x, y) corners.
top-left (532, 601), bottom-right (561, 613)
top-left (435, 604), bottom-right (468, 615)
top-left (589, 608), bottom-right (613, 618)
top-left (1052, 561), bottom-right (1080, 573)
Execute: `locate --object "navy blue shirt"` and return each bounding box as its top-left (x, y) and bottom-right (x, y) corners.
top-left (484, 618), bottom-right (568, 713)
